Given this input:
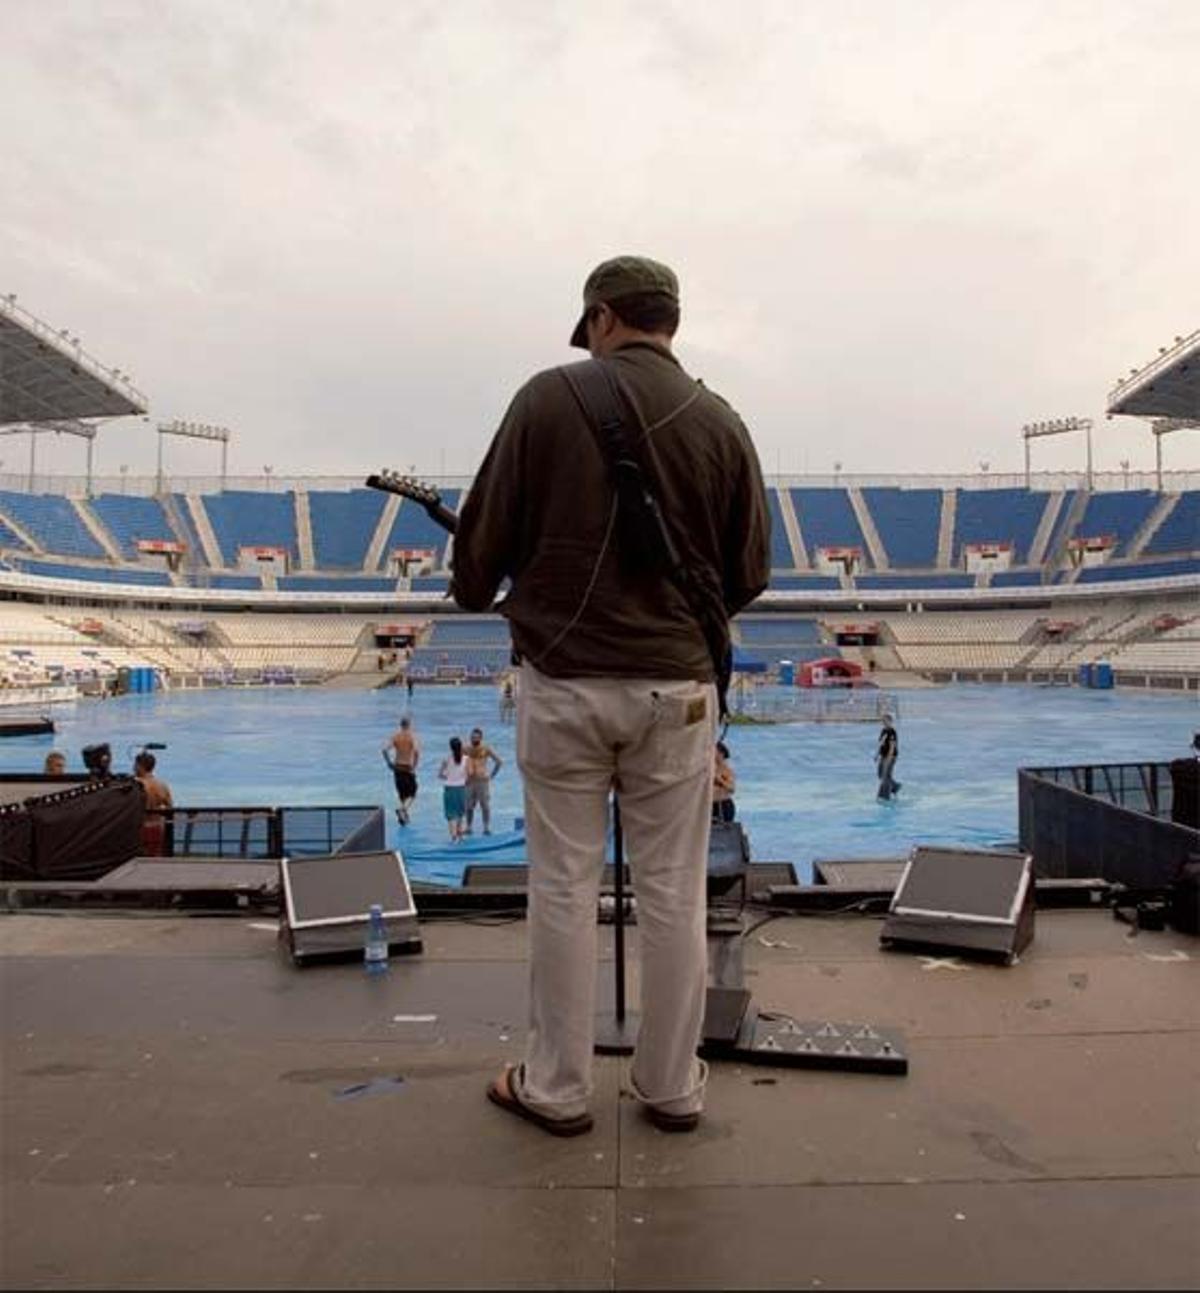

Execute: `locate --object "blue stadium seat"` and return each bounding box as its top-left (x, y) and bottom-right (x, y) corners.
top-left (766, 490), bottom-right (796, 568)
top-left (0, 492), bottom-right (105, 559)
top-left (277, 576), bottom-right (396, 593)
top-left (1044, 489), bottom-right (1080, 559)
top-left (953, 489), bottom-right (1049, 565)
top-left (1076, 557), bottom-right (1200, 584)
top-left (308, 489), bottom-right (388, 569)
top-left (428, 619), bottom-right (512, 645)
top-left (209, 573), bottom-right (262, 590)
top-left (990, 570), bottom-right (1045, 588)
top-left (1143, 492), bottom-right (1199, 556)
top-left (89, 494), bottom-right (175, 560)
top-left (1073, 491), bottom-right (1159, 556)
top-left (0, 517), bottom-right (30, 551)
top-left (862, 488), bottom-right (941, 568)
top-left (408, 645), bottom-right (510, 677)
top-left (203, 491), bottom-right (298, 566)
top-left (375, 491), bottom-right (460, 572)
top-left (737, 618), bottom-right (822, 645)
top-left (770, 574), bottom-right (841, 590)
top-left (790, 489), bottom-right (867, 558)
top-left (20, 559), bottom-right (170, 586)
top-left (171, 495), bottom-right (210, 567)
top-left (857, 573), bottom-right (975, 590)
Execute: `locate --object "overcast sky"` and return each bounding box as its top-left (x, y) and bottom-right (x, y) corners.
top-left (4, 0), bottom-right (1198, 484)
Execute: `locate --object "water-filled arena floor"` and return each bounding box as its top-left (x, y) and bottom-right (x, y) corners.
top-left (1, 682), bottom-right (1194, 884)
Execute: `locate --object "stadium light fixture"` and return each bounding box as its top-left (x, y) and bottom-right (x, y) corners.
top-left (1149, 418), bottom-right (1199, 493)
top-left (156, 419), bottom-right (231, 494)
top-left (0, 419), bottom-right (97, 494)
top-left (1020, 416), bottom-right (1093, 490)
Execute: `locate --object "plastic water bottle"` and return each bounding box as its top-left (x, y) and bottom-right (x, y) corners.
top-left (364, 904), bottom-right (389, 976)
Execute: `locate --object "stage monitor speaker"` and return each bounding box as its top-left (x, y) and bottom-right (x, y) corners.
top-left (282, 849), bottom-right (422, 965)
top-left (880, 845), bottom-right (1035, 964)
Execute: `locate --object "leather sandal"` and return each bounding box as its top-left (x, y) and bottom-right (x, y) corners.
top-left (486, 1065), bottom-right (594, 1137)
top-left (645, 1105), bottom-right (701, 1133)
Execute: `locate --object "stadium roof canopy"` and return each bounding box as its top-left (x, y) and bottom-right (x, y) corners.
top-left (0, 295), bottom-right (147, 426)
top-left (1106, 329), bottom-right (1200, 418)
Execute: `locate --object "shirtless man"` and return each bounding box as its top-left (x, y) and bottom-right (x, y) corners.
top-left (134, 751), bottom-right (173, 856)
top-left (464, 727), bottom-right (503, 835)
top-left (384, 716), bottom-right (421, 825)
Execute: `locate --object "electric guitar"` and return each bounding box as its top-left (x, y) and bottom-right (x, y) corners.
top-left (365, 470), bottom-right (459, 534)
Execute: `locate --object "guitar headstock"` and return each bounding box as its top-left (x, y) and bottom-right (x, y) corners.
top-left (366, 470), bottom-right (442, 507)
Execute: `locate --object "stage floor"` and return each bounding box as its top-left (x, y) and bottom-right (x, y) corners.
top-left (2, 908), bottom-right (1197, 1289)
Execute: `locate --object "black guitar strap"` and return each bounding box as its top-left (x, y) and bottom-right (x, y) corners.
top-left (560, 358), bottom-right (732, 718)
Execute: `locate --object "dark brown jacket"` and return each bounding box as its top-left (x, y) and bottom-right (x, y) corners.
top-left (452, 341), bottom-right (771, 680)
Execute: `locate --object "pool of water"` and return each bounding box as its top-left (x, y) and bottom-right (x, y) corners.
top-left (1, 682), bottom-right (1194, 884)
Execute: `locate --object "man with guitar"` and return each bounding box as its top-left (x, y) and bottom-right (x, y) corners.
top-left (386, 256), bottom-right (770, 1136)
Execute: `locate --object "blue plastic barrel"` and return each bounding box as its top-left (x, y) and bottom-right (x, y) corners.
top-left (1094, 662), bottom-right (1113, 689)
top-left (1077, 664), bottom-right (1093, 688)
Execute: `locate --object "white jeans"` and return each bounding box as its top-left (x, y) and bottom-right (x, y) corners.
top-left (513, 665), bottom-right (716, 1120)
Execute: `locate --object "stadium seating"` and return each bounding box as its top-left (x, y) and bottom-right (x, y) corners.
top-left (88, 494), bottom-right (175, 559)
top-left (789, 489), bottom-right (867, 558)
top-left (427, 619), bottom-right (511, 645)
top-left (953, 488), bottom-right (1049, 565)
top-left (1143, 491), bottom-right (1199, 556)
top-left (18, 559), bottom-right (171, 586)
top-left (375, 491), bottom-right (460, 572)
top-left (0, 492), bottom-right (104, 558)
top-left (208, 573), bottom-right (262, 590)
top-left (990, 570), bottom-right (1045, 588)
top-left (770, 574), bottom-right (841, 590)
top-left (1043, 489), bottom-right (1080, 559)
top-left (203, 490), bottom-right (298, 566)
top-left (277, 576), bottom-right (395, 593)
top-left (408, 645), bottom-right (510, 678)
top-left (171, 494), bottom-right (210, 567)
top-left (1076, 557), bottom-right (1200, 584)
top-left (862, 488), bottom-right (941, 568)
top-left (737, 617), bottom-right (822, 645)
top-left (308, 489), bottom-right (387, 569)
top-left (1, 485), bottom-right (1196, 624)
top-left (1072, 491), bottom-right (1158, 555)
top-left (766, 489), bottom-right (796, 568)
top-left (0, 517), bottom-right (30, 550)
top-left (858, 573), bottom-right (975, 590)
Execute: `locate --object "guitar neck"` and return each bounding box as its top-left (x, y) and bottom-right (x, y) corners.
top-left (365, 474), bottom-right (458, 534)
top-left (425, 501), bottom-right (459, 535)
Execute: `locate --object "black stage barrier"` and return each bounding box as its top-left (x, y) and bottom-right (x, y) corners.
top-left (0, 779), bottom-right (144, 882)
top-left (1019, 762), bottom-right (1199, 892)
top-left (159, 805), bottom-right (385, 860)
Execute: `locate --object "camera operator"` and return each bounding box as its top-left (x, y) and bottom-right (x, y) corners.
top-left (81, 743), bottom-right (113, 779)
top-left (453, 255), bottom-right (770, 1137)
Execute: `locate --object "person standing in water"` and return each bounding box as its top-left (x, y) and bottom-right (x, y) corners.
top-left (438, 736), bottom-right (470, 842)
top-left (876, 713), bottom-right (901, 801)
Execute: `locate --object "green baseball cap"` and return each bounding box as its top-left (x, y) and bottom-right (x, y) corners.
top-left (569, 255), bottom-right (680, 349)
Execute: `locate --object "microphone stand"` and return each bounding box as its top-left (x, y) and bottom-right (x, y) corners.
top-left (594, 791), bottom-right (639, 1055)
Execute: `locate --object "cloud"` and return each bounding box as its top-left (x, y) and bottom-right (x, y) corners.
top-left (2, 0), bottom-right (1197, 481)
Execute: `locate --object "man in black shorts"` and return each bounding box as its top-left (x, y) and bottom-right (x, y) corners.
top-left (383, 716), bottom-right (421, 825)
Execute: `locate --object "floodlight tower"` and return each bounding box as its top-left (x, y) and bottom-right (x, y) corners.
top-left (0, 420), bottom-right (98, 494)
top-left (1149, 418), bottom-right (1199, 493)
top-left (1021, 417), bottom-right (1094, 490)
top-left (156, 419), bottom-right (231, 494)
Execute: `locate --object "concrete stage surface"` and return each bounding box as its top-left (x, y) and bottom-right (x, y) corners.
top-left (2, 909), bottom-right (1197, 1290)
